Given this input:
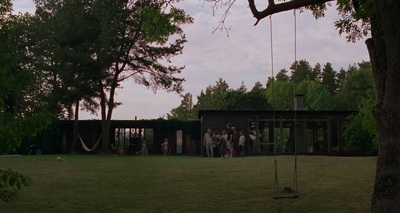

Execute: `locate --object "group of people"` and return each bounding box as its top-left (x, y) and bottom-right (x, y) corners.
top-left (203, 123), bottom-right (245, 158)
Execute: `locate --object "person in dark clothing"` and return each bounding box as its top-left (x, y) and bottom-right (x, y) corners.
top-left (226, 123), bottom-right (234, 158)
top-left (29, 144), bottom-right (37, 155)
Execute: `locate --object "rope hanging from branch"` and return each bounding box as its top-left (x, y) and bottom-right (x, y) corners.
top-left (271, 9), bottom-right (299, 200)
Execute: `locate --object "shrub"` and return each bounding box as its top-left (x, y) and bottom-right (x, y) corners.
top-left (344, 97), bottom-right (378, 156)
top-left (0, 169), bottom-right (31, 203)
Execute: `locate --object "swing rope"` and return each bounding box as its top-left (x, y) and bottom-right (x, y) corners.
top-left (269, 15), bottom-right (280, 198)
top-left (293, 8), bottom-right (299, 196)
top-left (272, 9), bottom-right (299, 200)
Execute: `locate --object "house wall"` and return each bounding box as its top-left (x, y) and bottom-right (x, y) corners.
top-left (199, 110), bottom-right (355, 154)
top-left (59, 120), bottom-right (200, 155)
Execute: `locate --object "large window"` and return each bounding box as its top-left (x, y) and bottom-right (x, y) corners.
top-left (114, 128), bottom-right (153, 154)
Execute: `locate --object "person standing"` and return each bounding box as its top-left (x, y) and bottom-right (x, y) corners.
top-left (220, 130), bottom-right (227, 158)
top-left (239, 130), bottom-right (246, 157)
top-left (161, 138), bottom-right (171, 155)
top-left (141, 140), bottom-right (149, 155)
top-left (232, 126), bottom-right (238, 157)
top-left (212, 131), bottom-right (221, 157)
top-left (203, 128), bottom-right (214, 158)
top-left (226, 123), bottom-right (234, 158)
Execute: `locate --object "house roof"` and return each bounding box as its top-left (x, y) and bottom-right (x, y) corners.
top-left (197, 110), bottom-right (357, 119)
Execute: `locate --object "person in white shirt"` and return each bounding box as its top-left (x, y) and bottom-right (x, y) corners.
top-left (238, 130), bottom-right (246, 157)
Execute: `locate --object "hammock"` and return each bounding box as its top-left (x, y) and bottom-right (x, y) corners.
top-left (79, 135), bottom-right (102, 152)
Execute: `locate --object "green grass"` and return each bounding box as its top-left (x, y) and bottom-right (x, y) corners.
top-left (0, 155), bottom-right (376, 213)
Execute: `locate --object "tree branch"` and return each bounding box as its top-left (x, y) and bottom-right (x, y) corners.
top-left (248, 0), bottom-right (334, 25)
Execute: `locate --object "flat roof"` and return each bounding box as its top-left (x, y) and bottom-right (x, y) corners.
top-left (197, 110), bottom-right (356, 119)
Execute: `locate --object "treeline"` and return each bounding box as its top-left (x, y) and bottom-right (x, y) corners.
top-left (168, 59), bottom-right (378, 155)
top-left (167, 79), bottom-right (271, 120)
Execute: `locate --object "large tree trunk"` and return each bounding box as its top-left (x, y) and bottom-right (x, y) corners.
top-left (102, 98), bottom-right (115, 154)
top-left (370, 1), bottom-right (400, 212)
top-left (71, 100), bottom-right (79, 154)
top-left (99, 85), bottom-right (110, 154)
top-left (99, 71), bottom-right (119, 154)
top-left (100, 118), bottom-right (112, 154)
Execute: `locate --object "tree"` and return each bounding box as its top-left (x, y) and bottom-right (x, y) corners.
top-left (290, 59), bottom-right (313, 83)
top-left (207, 0), bottom-right (400, 211)
top-left (344, 94), bottom-right (379, 156)
top-left (251, 81), bottom-right (265, 92)
top-left (296, 80), bottom-right (332, 110)
top-left (34, 0), bottom-right (193, 153)
top-left (265, 80), bottom-right (294, 110)
top-left (312, 62), bottom-right (322, 82)
top-left (0, 1), bottom-right (50, 153)
top-left (244, 81), bottom-right (271, 110)
top-left (275, 68), bottom-right (290, 82)
top-left (321, 62), bottom-right (337, 95)
top-left (169, 80), bottom-right (271, 120)
top-left (334, 63), bottom-right (375, 110)
top-left (224, 82), bottom-right (271, 110)
top-left (167, 93), bottom-right (195, 120)
top-left (336, 67), bottom-right (346, 89)
top-left (47, 0), bottom-right (104, 153)
top-left (266, 76), bottom-right (274, 88)
top-left (0, 0), bottom-right (39, 203)
top-left (193, 78), bottom-right (231, 112)
top-left (223, 82), bottom-right (247, 109)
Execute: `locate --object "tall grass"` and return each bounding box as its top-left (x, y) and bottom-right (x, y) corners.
top-left (0, 155), bottom-right (376, 213)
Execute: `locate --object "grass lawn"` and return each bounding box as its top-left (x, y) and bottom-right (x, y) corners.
top-left (0, 155), bottom-right (376, 213)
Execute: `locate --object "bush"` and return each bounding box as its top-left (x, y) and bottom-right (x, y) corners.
top-left (344, 97), bottom-right (378, 156)
top-left (0, 169), bottom-right (31, 203)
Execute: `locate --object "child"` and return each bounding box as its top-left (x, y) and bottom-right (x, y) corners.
top-left (221, 130), bottom-right (230, 158)
top-left (161, 138), bottom-right (171, 155)
top-left (238, 130), bottom-right (245, 157)
top-left (213, 131), bottom-right (221, 157)
top-left (141, 140), bottom-right (148, 155)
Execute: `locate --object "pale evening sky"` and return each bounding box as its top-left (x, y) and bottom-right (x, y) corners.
top-left (14, 0), bottom-right (369, 120)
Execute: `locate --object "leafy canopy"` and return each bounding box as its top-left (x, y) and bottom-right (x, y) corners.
top-left (0, 2), bottom-right (51, 153)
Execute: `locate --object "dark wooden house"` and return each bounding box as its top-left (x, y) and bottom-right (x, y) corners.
top-left (59, 120), bottom-right (201, 155)
top-left (198, 110), bottom-right (355, 154)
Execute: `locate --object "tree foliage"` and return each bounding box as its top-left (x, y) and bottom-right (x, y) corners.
top-left (344, 95), bottom-right (378, 156)
top-left (275, 69), bottom-right (290, 82)
top-left (334, 62), bottom-right (375, 110)
top-left (321, 62), bottom-right (337, 95)
top-left (194, 78), bottom-right (231, 111)
top-left (167, 93), bottom-right (194, 120)
top-left (265, 80), bottom-right (294, 110)
top-left (0, 1), bottom-right (51, 154)
top-left (296, 80), bottom-right (332, 110)
top-left (290, 60), bottom-right (314, 83)
top-left (168, 80), bottom-right (270, 119)
top-left (0, 169), bottom-right (31, 203)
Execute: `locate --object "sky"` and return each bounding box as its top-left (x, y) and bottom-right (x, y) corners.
top-left (13, 0), bottom-right (370, 120)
